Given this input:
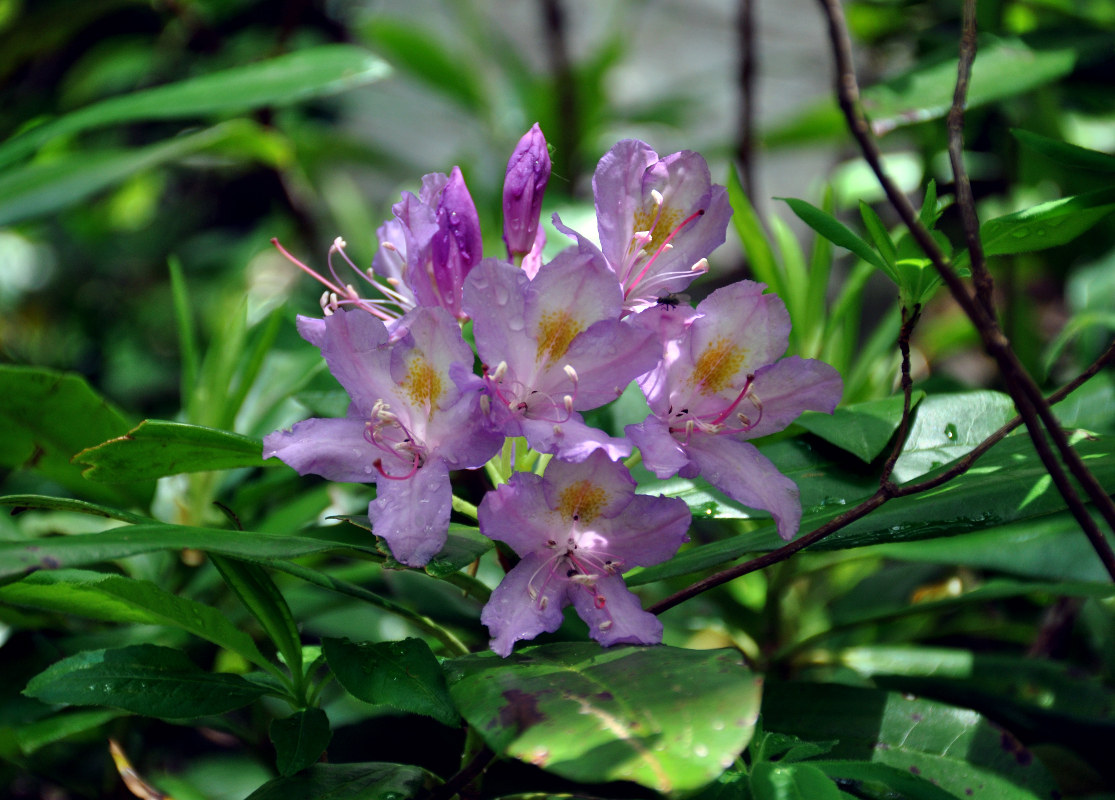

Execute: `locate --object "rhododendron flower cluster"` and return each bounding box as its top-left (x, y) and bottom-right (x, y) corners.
top-left (264, 125), bottom-right (842, 655)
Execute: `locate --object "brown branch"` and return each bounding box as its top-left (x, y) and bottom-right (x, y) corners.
top-left (813, 0), bottom-right (1115, 576)
top-left (737, 0), bottom-right (758, 199)
top-left (649, 340), bottom-right (1115, 615)
top-left (947, 0), bottom-right (993, 318)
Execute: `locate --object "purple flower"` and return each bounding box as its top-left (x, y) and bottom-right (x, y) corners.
top-left (263, 307), bottom-right (502, 566)
top-left (555, 140), bottom-right (732, 312)
top-left (502, 123), bottom-right (551, 274)
top-left (625, 281), bottom-right (842, 540)
top-left (479, 451), bottom-right (690, 656)
top-left (459, 244), bottom-right (662, 461)
top-left (375, 167), bottom-right (483, 321)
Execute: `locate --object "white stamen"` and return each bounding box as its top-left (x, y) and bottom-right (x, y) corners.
top-left (599, 620), bottom-right (613, 631)
top-left (563, 395), bottom-right (574, 414)
top-left (651, 189), bottom-right (664, 206)
top-left (691, 258), bottom-right (709, 273)
top-left (382, 240), bottom-right (398, 252)
top-left (480, 395), bottom-right (491, 415)
top-left (493, 361), bottom-right (509, 381)
top-left (563, 364), bottom-right (578, 382)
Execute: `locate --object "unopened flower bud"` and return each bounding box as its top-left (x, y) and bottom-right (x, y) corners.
top-left (502, 123), bottom-right (551, 260)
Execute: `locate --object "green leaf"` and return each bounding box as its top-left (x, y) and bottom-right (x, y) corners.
top-left (858, 202), bottom-right (898, 268)
top-left (0, 365), bottom-right (151, 505)
top-left (244, 762), bottom-right (440, 800)
top-left (797, 392), bottom-right (925, 463)
top-left (23, 644), bottom-right (270, 719)
top-left (862, 34), bottom-right (1079, 136)
top-left (360, 19), bottom-right (484, 112)
top-left (728, 168), bottom-right (784, 296)
top-left (210, 556), bottom-right (303, 682)
top-left (750, 761), bottom-right (844, 800)
top-left (12, 708), bottom-right (127, 756)
top-left (0, 121), bottom-right (260, 226)
top-left (444, 643), bottom-right (762, 796)
top-left (867, 509), bottom-right (1112, 582)
top-left (0, 518), bottom-right (379, 582)
top-left (811, 762), bottom-right (959, 800)
top-left (0, 569), bottom-right (273, 672)
top-left (779, 197), bottom-right (889, 275)
top-left (323, 637), bottom-right (459, 727)
top-left (764, 683), bottom-right (1059, 800)
top-left (836, 645), bottom-right (1115, 733)
top-left (75, 419), bottom-right (264, 482)
top-left (630, 433), bottom-right (1115, 583)
top-left (1011, 129), bottom-right (1115, 174)
top-left (978, 186), bottom-right (1115, 260)
top-left (0, 494), bottom-right (151, 525)
top-left (270, 708), bottom-right (332, 777)
top-left (891, 391), bottom-right (1016, 482)
top-left (0, 45), bottom-right (392, 168)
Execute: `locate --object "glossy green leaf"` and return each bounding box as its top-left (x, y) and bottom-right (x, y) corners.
top-left (858, 201), bottom-right (898, 267)
top-left (780, 197), bottom-right (888, 273)
top-left (630, 433), bottom-right (1115, 584)
top-left (1012, 129), bottom-right (1115, 174)
top-left (23, 644), bottom-right (271, 718)
top-left (270, 708), bottom-right (332, 777)
top-left (323, 637), bottom-right (459, 727)
top-left (867, 509), bottom-right (1113, 582)
top-left (0, 365), bottom-right (150, 506)
top-left (0, 122), bottom-right (256, 226)
top-left (0, 569), bottom-right (273, 671)
top-left (750, 761), bottom-right (844, 800)
top-left (244, 762), bottom-right (440, 800)
top-left (797, 392), bottom-right (925, 463)
top-left (978, 186), bottom-right (1115, 260)
top-left (75, 419), bottom-right (264, 482)
top-left (0, 45), bottom-right (391, 168)
top-left (0, 518), bottom-right (378, 582)
top-left (863, 34), bottom-right (1078, 135)
top-left (891, 391), bottom-right (1016, 482)
top-left (763, 683), bottom-right (1058, 800)
top-left (837, 645), bottom-right (1115, 730)
top-left (445, 643), bottom-right (762, 796)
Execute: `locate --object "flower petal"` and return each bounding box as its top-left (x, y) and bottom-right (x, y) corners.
top-left (369, 459), bottom-right (453, 566)
top-left (739, 356), bottom-right (843, 440)
top-left (263, 416), bottom-right (379, 483)
top-left (482, 552), bottom-right (569, 657)
top-left (478, 470), bottom-right (559, 557)
top-left (568, 572), bottom-right (663, 648)
top-left (685, 434), bottom-right (803, 540)
top-left (625, 416), bottom-right (690, 480)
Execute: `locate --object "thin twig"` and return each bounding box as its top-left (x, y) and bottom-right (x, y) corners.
top-left (814, 0), bottom-right (1115, 575)
top-left (947, 0), bottom-right (992, 318)
top-left (878, 304), bottom-right (921, 485)
top-left (649, 340), bottom-right (1115, 614)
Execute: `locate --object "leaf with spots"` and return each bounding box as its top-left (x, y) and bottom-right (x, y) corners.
top-left (444, 643), bottom-right (762, 797)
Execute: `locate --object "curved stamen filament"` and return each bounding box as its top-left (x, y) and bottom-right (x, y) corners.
top-left (624, 208), bottom-right (706, 299)
top-left (373, 451), bottom-right (421, 481)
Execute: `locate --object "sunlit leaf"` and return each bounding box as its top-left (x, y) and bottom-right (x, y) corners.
top-left (797, 392), bottom-right (925, 463)
top-left (445, 643), bottom-right (762, 796)
top-left (891, 391), bottom-right (1016, 482)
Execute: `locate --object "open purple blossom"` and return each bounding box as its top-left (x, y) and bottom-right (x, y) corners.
top-left (555, 139), bottom-right (732, 312)
top-left (626, 281), bottom-right (842, 540)
top-left (502, 123), bottom-right (551, 275)
top-left (263, 307), bottom-right (502, 566)
top-left (458, 244), bottom-right (662, 462)
top-left (479, 451), bottom-right (691, 656)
